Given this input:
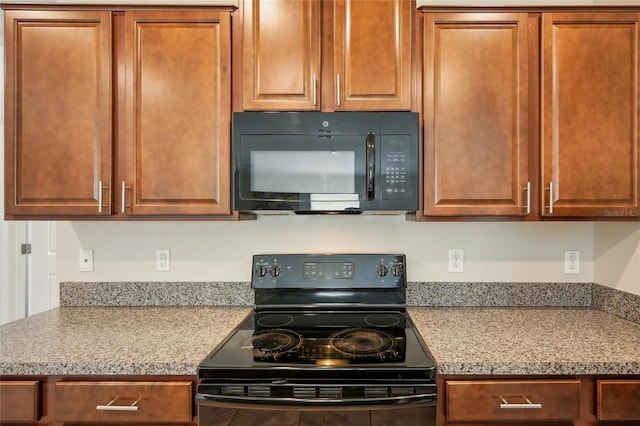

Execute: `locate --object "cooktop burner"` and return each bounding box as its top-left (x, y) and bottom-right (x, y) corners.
top-left (330, 328), bottom-right (396, 358)
top-left (243, 328), bottom-right (303, 359)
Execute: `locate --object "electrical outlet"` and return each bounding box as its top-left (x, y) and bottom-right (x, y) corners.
top-left (448, 249), bottom-right (464, 273)
top-left (564, 250), bottom-right (580, 274)
top-left (79, 249), bottom-right (94, 272)
top-left (156, 249), bottom-right (170, 272)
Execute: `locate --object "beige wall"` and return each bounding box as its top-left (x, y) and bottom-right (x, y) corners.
top-left (58, 218), bottom-right (597, 284)
top-left (594, 222), bottom-right (640, 295)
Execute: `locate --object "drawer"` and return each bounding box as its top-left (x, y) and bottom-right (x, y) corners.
top-left (597, 380), bottom-right (640, 421)
top-left (0, 380), bottom-right (40, 422)
top-left (55, 380), bottom-right (193, 423)
top-left (446, 380), bottom-right (581, 422)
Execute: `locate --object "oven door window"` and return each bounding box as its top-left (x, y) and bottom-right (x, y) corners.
top-left (237, 135), bottom-right (367, 211)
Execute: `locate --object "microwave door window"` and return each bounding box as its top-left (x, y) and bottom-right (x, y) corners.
top-left (251, 151), bottom-right (355, 194)
top-left (249, 151), bottom-right (360, 211)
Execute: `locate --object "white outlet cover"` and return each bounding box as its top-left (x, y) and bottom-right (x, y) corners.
top-left (448, 249), bottom-right (464, 273)
top-left (564, 250), bottom-right (580, 274)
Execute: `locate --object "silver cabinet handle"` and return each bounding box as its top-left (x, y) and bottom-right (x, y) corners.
top-left (121, 181), bottom-right (130, 213)
top-left (312, 73), bottom-right (317, 106)
top-left (546, 181), bottom-right (554, 214)
top-left (525, 181), bottom-right (531, 214)
top-left (498, 395), bottom-right (542, 409)
top-left (96, 397), bottom-right (140, 412)
top-left (336, 74), bottom-right (341, 106)
top-left (98, 180), bottom-right (108, 213)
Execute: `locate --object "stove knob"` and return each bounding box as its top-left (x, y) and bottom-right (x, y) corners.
top-left (270, 265), bottom-right (282, 277)
top-left (391, 264), bottom-right (403, 277)
top-left (376, 265), bottom-right (388, 277)
top-left (257, 265), bottom-right (269, 277)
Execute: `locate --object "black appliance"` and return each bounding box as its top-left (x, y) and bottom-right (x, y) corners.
top-left (196, 254), bottom-right (437, 426)
top-left (232, 112), bottom-right (419, 214)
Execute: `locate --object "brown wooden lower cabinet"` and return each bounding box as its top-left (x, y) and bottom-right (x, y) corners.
top-left (55, 381), bottom-right (193, 423)
top-left (446, 379), bottom-right (581, 422)
top-left (0, 376), bottom-right (196, 425)
top-left (439, 376), bottom-right (640, 426)
top-left (597, 380), bottom-right (640, 421)
top-left (0, 380), bottom-right (40, 422)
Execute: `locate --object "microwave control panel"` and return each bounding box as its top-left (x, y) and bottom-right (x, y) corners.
top-left (380, 136), bottom-right (412, 199)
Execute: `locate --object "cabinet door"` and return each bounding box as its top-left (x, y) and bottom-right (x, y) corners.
top-left (242, 0), bottom-right (321, 111)
top-left (597, 380), bottom-right (640, 421)
top-left (423, 13), bottom-right (530, 216)
top-left (4, 10), bottom-right (113, 217)
top-left (55, 381), bottom-right (192, 423)
top-left (0, 381), bottom-right (40, 422)
top-left (446, 380), bottom-right (581, 422)
top-left (541, 13), bottom-right (640, 218)
top-left (123, 11), bottom-right (231, 215)
top-left (333, 0), bottom-right (412, 111)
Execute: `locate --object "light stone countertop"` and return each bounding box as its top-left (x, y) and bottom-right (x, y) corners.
top-left (2, 306), bottom-right (640, 377)
top-left (0, 306), bottom-right (251, 376)
top-left (408, 307), bottom-right (640, 375)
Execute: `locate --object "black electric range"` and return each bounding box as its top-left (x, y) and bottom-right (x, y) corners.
top-left (196, 254), bottom-right (437, 425)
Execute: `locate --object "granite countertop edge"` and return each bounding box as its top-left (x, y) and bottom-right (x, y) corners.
top-left (2, 305), bottom-right (640, 377)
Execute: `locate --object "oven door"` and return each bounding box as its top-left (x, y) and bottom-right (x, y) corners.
top-left (234, 134), bottom-right (372, 213)
top-left (196, 382), bottom-right (436, 426)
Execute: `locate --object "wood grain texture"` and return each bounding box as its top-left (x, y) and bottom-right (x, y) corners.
top-left (541, 12), bottom-right (640, 218)
top-left (242, 0), bottom-right (321, 111)
top-left (0, 380), bottom-right (40, 422)
top-left (423, 13), bottom-right (530, 216)
top-left (55, 380), bottom-right (192, 422)
top-left (597, 380), bottom-right (640, 420)
top-left (4, 10), bottom-right (112, 216)
top-left (334, 0), bottom-right (412, 110)
top-left (123, 10), bottom-right (231, 215)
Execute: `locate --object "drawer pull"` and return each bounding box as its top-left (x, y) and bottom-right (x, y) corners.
top-left (498, 395), bottom-right (542, 409)
top-left (96, 397), bottom-right (140, 412)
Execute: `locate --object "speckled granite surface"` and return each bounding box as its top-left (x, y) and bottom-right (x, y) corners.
top-left (60, 282), bottom-right (253, 307)
top-left (409, 307), bottom-right (640, 375)
top-left (0, 306), bottom-right (251, 376)
top-left (407, 282), bottom-right (592, 307)
top-left (3, 282), bottom-right (637, 377)
top-left (592, 283), bottom-right (640, 324)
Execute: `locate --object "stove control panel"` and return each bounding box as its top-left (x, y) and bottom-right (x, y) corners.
top-left (252, 254), bottom-right (406, 289)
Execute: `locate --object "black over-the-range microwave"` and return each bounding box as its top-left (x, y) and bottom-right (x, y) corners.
top-left (232, 112), bottom-right (419, 214)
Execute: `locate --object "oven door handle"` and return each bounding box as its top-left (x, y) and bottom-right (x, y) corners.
top-left (196, 392), bottom-right (436, 409)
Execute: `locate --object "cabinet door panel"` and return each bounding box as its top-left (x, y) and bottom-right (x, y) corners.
top-left (4, 10), bottom-right (112, 216)
top-left (446, 380), bottom-right (581, 422)
top-left (542, 13), bottom-right (640, 218)
top-left (423, 13), bottom-right (529, 216)
top-left (242, 0), bottom-right (321, 110)
top-left (55, 381), bottom-right (192, 423)
top-left (0, 381), bottom-right (40, 422)
top-left (124, 11), bottom-right (231, 215)
top-left (334, 0), bottom-right (411, 110)
top-left (597, 380), bottom-right (640, 420)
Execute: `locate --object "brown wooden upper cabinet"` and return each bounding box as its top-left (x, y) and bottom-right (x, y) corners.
top-left (423, 13), bottom-right (531, 216)
top-left (4, 8), bottom-right (232, 218)
top-left (120, 11), bottom-right (231, 215)
top-left (541, 12), bottom-right (640, 218)
top-left (4, 10), bottom-right (113, 217)
top-left (241, 0), bottom-right (412, 111)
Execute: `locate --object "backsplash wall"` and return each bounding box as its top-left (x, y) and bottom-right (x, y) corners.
top-left (58, 217), bottom-right (600, 284)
